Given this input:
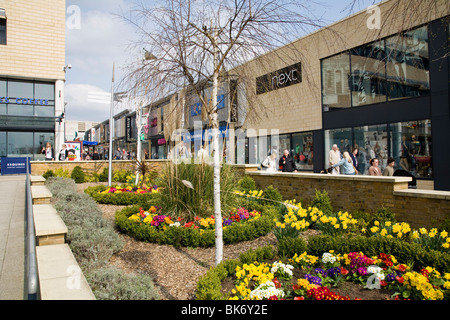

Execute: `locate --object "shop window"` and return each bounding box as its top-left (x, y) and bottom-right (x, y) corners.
top-left (7, 103), bottom-right (34, 117)
top-left (0, 14), bottom-right (6, 45)
top-left (35, 83), bottom-right (55, 101)
top-left (7, 132), bottom-right (34, 158)
top-left (0, 132), bottom-right (6, 157)
top-left (391, 120), bottom-right (432, 178)
top-left (0, 80), bottom-right (6, 96)
top-left (8, 81), bottom-right (34, 99)
top-left (321, 52), bottom-right (351, 110)
top-left (350, 41), bottom-right (387, 106)
top-left (353, 124), bottom-right (388, 175)
top-left (386, 26), bottom-right (430, 100)
top-left (292, 132), bottom-right (313, 170)
top-left (324, 128), bottom-right (353, 170)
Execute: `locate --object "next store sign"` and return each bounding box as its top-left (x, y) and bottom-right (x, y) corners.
top-left (0, 97), bottom-right (50, 105)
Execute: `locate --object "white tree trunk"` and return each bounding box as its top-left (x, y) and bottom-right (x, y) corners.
top-left (212, 30), bottom-right (223, 266)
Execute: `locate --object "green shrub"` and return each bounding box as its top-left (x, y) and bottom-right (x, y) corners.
top-left (310, 189), bottom-right (333, 215)
top-left (54, 167), bottom-right (70, 178)
top-left (277, 237), bottom-right (308, 259)
top-left (99, 168), bottom-right (109, 182)
top-left (112, 169), bottom-right (132, 183)
top-left (85, 266), bottom-right (160, 300)
top-left (237, 175), bottom-right (256, 191)
top-left (261, 185), bottom-right (283, 206)
top-left (46, 177), bottom-right (160, 300)
top-left (42, 170), bottom-right (55, 180)
top-left (71, 166), bottom-right (86, 183)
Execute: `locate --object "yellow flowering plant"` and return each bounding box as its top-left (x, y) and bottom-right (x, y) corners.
top-left (368, 220), bottom-right (412, 240)
top-left (412, 227), bottom-right (450, 253)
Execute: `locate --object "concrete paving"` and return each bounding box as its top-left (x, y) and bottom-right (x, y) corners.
top-left (0, 175), bottom-right (26, 300)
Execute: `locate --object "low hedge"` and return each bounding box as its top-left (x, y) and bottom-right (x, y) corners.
top-left (84, 185), bottom-right (156, 206)
top-left (114, 204), bottom-right (279, 248)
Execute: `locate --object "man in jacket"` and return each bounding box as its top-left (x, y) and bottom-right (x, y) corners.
top-left (279, 149), bottom-right (297, 173)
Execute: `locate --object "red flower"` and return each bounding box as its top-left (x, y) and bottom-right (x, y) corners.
top-left (294, 296), bottom-right (305, 300)
top-left (396, 276), bottom-right (404, 284)
top-left (397, 264), bottom-right (407, 272)
top-left (194, 216), bottom-right (200, 221)
top-left (273, 278), bottom-right (281, 289)
top-left (341, 267), bottom-right (349, 275)
top-left (268, 295), bottom-right (278, 300)
top-left (380, 280), bottom-right (387, 287)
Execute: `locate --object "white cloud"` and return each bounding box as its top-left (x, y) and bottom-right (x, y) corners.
top-left (65, 1), bottom-right (141, 122)
top-left (65, 83), bottom-right (111, 122)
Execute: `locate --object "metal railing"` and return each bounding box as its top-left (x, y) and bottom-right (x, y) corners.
top-left (25, 157), bottom-right (39, 300)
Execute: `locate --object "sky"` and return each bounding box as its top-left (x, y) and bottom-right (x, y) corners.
top-left (64, 0), bottom-right (378, 123)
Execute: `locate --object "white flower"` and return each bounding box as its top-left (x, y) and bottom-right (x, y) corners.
top-left (271, 261), bottom-right (294, 277)
top-left (322, 252), bottom-right (337, 264)
top-left (169, 222), bottom-right (180, 227)
top-left (249, 281), bottom-right (285, 300)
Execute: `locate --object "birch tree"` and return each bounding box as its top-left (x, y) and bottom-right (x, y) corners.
top-left (121, 0), bottom-right (324, 266)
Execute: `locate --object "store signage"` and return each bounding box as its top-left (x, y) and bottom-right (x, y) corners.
top-left (256, 62), bottom-right (302, 95)
top-left (190, 94), bottom-right (226, 117)
top-left (0, 97), bottom-right (49, 105)
top-left (1, 157), bottom-right (31, 175)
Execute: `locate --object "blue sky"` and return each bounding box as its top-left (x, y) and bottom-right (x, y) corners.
top-left (64, 0), bottom-right (378, 122)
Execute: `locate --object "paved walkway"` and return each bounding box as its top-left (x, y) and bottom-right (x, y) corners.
top-left (0, 175), bottom-right (26, 300)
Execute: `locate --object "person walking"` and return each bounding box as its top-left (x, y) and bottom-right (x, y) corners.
top-left (368, 158), bottom-right (382, 176)
top-left (329, 144), bottom-right (341, 174)
top-left (279, 149), bottom-right (297, 173)
top-left (41, 142), bottom-right (55, 161)
top-left (331, 151), bottom-right (356, 175)
top-left (261, 152), bottom-right (278, 172)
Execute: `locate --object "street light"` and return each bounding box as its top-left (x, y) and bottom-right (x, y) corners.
top-left (135, 50), bottom-right (157, 185)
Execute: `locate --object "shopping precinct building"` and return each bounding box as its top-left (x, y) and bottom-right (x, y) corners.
top-left (0, 0), bottom-right (66, 161)
top-left (90, 0), bottom-right (450, 191)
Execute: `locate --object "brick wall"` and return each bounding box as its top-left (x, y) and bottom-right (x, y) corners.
top-left (0, 0), bottom-right (66, 80)
top-left (247, 171), bottom-right (450, 229)
top-left (30, 160), bottom-right (170, 176)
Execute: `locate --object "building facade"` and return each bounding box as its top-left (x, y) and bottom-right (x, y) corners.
top-left (232, 0), bottom-right (449, 190)
top-left (0, 0), bottom-right (66, 161)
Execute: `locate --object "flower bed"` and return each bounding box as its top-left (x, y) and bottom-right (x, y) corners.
top-left (115, 204), bottom-right (279, 248)
top-left (84, 184), bottom-right (159, 206)
top-left (198, 246), bottom-right (450, 301)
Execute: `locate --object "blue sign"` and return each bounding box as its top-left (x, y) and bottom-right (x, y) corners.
top-left (190, 94), bottom-right (225, 117)
top-left (1, 157), bottom-right (31, 175)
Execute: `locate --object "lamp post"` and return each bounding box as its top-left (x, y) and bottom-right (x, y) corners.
top-left (108, 63), bottom-right (115, 186)
top-left (135, 50), bottom-right (157, 185)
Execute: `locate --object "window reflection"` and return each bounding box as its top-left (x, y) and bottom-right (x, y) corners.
top-left (322, 25), bottom-right (430, 110)
top-left (7, 132), bottom-right (34, 157)
top-left (386, 26), bottom-right (430, 100)
top-left (350, 41), bottom-right (387, 106)
top-left (8, 81), bottom-right (33, 98)
top-left (322, 52), bottom-right (351, 110)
